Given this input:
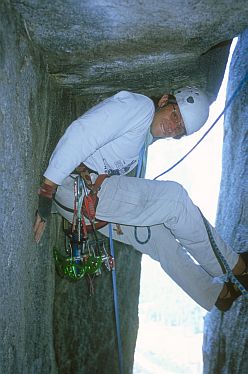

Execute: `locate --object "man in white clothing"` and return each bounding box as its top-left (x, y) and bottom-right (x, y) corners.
top-left (33, 88), bottom-right (248, 312)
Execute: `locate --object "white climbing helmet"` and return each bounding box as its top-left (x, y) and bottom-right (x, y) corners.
top-left (174, 86), bottom-right (210, 135)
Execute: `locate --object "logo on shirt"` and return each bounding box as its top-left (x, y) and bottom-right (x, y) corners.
top-left (103, 159), bottom-right (136, 175)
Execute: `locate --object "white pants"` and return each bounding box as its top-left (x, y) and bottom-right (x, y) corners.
top-left (54, 175), bottom-right (238, 311)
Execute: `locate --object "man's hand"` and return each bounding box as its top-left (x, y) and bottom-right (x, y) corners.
top-left (33, 212), bottom-right (47, 243)
top-left (33, 179), bottom-right (57, 243)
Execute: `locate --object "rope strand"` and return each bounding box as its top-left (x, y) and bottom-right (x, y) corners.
top-left (154, 71), bottom-right (248, 180)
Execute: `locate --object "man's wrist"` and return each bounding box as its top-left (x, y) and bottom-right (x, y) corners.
top-left (38, 180), bottom-right (57, 199)
top-left (44, 178), bottom-right (57, 188)
top-left (36, 179), bottom-right (58, 222)
top-left (37, 195), bottom-right (53, 221)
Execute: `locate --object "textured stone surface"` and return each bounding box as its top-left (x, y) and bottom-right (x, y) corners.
top-left (203, 29), bottom-right (248, 373)
top-left (11, 0), bottom-right (248, 98)
top-left (53, 229), bottom-right (141, 374)
top-left (217, 31), bottom-right (248, 253)
top-left (1, 3), bottom-right (141, 373)
top-left (1, 0), bottom-right (248, 373)
top-left (0, 2), bottom-right (75, 373)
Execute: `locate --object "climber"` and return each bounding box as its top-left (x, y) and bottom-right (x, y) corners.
top-left (33, 87), bottom-right (248, 312)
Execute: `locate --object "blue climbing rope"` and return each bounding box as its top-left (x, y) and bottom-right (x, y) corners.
top-left (109, 71), bottom-right (248, 362)
top-left (109, 224), bottom-right (124, 374)
top-left (153, 71), bottom-right (248, 295)
top-left (134, 226), bottom-right (151, 244)
top-left (134, 71), bottom-right (248, 244)
top-left (108, 143), bottom-right (149, 371)
top-left (154, 71), bottom-right (248, 180)
top-left (149, 69), bottom-right (248, 296)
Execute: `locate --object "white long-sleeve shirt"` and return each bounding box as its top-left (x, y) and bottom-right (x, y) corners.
top-left (44, 91), bottom-right (155, 185)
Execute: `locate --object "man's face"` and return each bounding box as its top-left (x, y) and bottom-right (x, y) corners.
top-left (150, 101), bottom-right (186, 139)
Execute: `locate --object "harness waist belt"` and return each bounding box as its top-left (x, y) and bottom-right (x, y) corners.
top-left (75, 163), bottom-right (109, 230)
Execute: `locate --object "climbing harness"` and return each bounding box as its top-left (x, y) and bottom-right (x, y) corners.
top-left (53, 173), bottom-right (114, 282)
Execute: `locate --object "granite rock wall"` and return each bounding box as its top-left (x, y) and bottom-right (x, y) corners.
top-left (1, 1), bottom-right (248, 373)
top-left (0, 2), bottom-right (141, 373)
top-left (0, 2), bottom-right (73, 372)
top-left (203, 29), bottom-right (248, 374)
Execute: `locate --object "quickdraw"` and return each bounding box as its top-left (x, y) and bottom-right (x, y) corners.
top-left (53, 174), bottom-right (114, 282)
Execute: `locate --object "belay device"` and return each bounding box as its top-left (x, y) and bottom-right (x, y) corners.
top-left (53, 174), bottom-right (114, 281)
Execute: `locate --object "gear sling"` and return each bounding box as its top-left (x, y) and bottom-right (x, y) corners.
top-left (53, 163), bottom-right (113, 281)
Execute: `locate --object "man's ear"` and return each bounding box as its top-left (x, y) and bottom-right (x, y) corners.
top-left (158, 94), bottom-right (169, 108)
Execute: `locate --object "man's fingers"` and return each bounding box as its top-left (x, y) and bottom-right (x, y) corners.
top-left (33, 213), bottom-right (42, 232)
top-left (34, 221), bottom-right (46, 243)
top-left (33, 213), bottom-right (46, 243)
